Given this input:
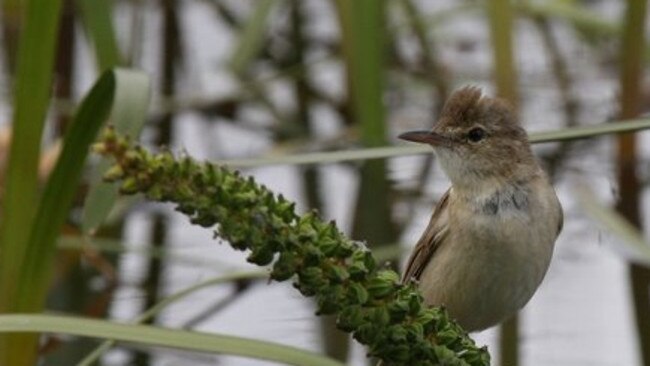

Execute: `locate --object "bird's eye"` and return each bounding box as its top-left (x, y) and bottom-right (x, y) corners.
top-left (467, 127), bottom-right (485, 143)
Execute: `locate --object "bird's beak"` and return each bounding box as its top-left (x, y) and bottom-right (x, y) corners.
top-left (398, 130), bottom-right (449, 146)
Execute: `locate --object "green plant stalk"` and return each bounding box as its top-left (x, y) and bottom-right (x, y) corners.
top-left (334, 6), bottom-right (398, 366)
top-left (1, 0), bottom-right (23, 74)
top-left (334, 0), bottom-right (396, 250)
top-left (0, 0), bottom-right (62, 363)
top-left (397, 0), bottom-right (449, 111)
top-left (0, 67), bottom-right (147, 364)
top-left (486, 1), bottom-right (519, 363)
top-left (617, 0), bottom-right (650, 365)
top-left (93, 128), bottom-right (490, 366)
top-left (487, 0), bottom-right (518, 105)
top-left (77, 0), bottom-right (122, 70)
top-left (0, 314), bottom-right (344, 366)
top-left (7, 71), bottom-right (115, 365)
top-left (19, 78), bottom-right (114, 277)
top-left (286, 0), bottom-right (349, 360)
top-left (0, 0), bottom-right (62, 309)
top-left (335, 0), bottom-right (386, 147)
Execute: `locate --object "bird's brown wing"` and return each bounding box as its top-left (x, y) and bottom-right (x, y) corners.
top-left (401, 188), bottom-right (451, 284)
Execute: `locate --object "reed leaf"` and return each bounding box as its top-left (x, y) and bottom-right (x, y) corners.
top-left (229, 0), bottom-right (280, 75)
top-left (215, 118), bottom-right (650, 168)
top-left (77, 270), bottom-right (267, 365)
top-left (0, 314), bottom-right (345, 366)
top-left (0, 0), bottom-right (62, 363)
top-left (77, 0), bottom-right (122, 70)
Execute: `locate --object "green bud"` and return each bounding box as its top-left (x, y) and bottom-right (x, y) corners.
top-left (298, 267), bottom-right (326, 289)
top-left (319, 238), bottom-right (340, 257)
top-left (351, 249), bottom-right (376, 274)
top-left (246, 245), bottom-right (274, 266)
top-left (405, 323), bottom-right (424, 339)
top-left (323, 263), bottom-right (349, 283)
top-left (302, 245), bottom-right (323, 267)
top-left (387, 344), bottom-right (410, 363)
top-left (146, 185), bottom-right (163, 201)
top-left (271, 251), bottom-right (297, 281)
top-left (433, 345), bottom-right (461, 365)
top-left (349, 261), bottom-right (369, 281)
top-left (388, 299), bottom-right (408, 322)
top-left (123, 150), bottom-right (141, 167)
top-left (387, 325), bottom-right (408, 342)
top-left (316, 285), bottom-right (344, 315)
top-left (461, 347), bottom-right (490, 366)
top-left (120, 177), bottom-right (140, 194)
top-left (190, 212), bottom-right (218, 227)
top-left (353, 323), bottom-right (375, 344)
top-left (367, 271), bottom-right (398, 299)
top-left (346, 282), bottom-right (369, 305)
top-left (369, 307), bottom-right (390, 326)
top-left (297, 219), bottom-right (318, 241)
top-left (408, 293), bottom-right (423, 316)
top-left (436, 328), bottom-right (459, 346)
top-left (104, 165), bottom-right (124, 181)
top-left (377, 269), bottom-right (399, 283)
top-left (334, 240), bottom-right (355, 258)
top-left (91, 142), bottom-right (108, 155)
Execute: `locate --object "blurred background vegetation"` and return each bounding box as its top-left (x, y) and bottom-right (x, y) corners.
top-left (0, 0), bottom-right (649, 365)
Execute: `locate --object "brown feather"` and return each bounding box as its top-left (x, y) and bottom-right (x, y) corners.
top-left (401, 189), bottom-right (451, 283)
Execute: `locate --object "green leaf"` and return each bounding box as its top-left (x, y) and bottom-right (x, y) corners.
top-left (76, 0), bottom-right (122, 70)
top-left (16, 70), bottom-right (118, 312)
top-left (0, 69), bottom-right (149, 364)
top-left (0, 0), bottom-right (63, 314)
top-left (0, 314), bottom-right (345, 366)
top-left (0, 1), bottom-right (63, 363)
top-left (81, 69), bottom-right (150, 234)
top-left (334, 0), bottom-right (387, 147)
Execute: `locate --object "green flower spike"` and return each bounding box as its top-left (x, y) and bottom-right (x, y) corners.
top-left (93, 127), bottom-right (490, 366)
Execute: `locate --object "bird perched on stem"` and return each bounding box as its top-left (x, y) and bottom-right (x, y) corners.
top-left (399, 86), bottom-right (563, 332)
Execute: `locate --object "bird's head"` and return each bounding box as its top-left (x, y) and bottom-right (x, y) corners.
top-left (399, 86), bottom-right (536, 188)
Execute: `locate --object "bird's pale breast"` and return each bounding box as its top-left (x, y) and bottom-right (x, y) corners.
top-left (417, 177), bottom-right (560, 331)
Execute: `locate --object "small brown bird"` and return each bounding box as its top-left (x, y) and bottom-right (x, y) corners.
top-left (399, 87), bottom-right (563, 332)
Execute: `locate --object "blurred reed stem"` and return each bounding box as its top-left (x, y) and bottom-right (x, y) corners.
top-left (334, 3), bottom-right (398, 364)
top-left (616, 1), bottom-right (650, 365)
top-left (487, 0), bottom-right (519, 364)
top-left (0, 0), bottom-right (63, 363)
top-left (40, 2), bottom-right (96, 363)
top-left (1, 0), bottom-right (22, 74)
top-left (487, 0), bottom-right (518, 105)
top-left (396, 0), bottom-right (450, 206)
top-left (285, 0), bottom-right (350, 360)
top-left (397, 0), bottom-right (449, 114)
top-left (532, 15), bottom-right (580, 180)
top-left (77, 0), bottom-right (122, 70)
